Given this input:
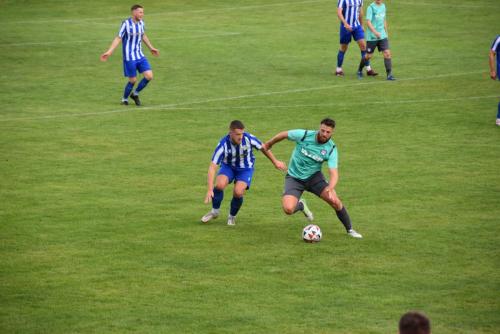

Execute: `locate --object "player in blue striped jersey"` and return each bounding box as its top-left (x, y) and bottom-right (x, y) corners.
top-left (335, 0), bottom-right (376, 78)
top-left (202, 120), bottom-right (286, 226)
top-left (100, 4), bottom-right (159, 106)
top-left (489, 35), bottom-right (500, 126)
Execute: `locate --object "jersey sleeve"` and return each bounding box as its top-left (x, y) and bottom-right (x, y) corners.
top-left (327, 146), bottom-right (338, 169)
top-left (248, 134), bottom-right (263, 150)
top-left (287, 129), bottom-right (307, 142)
top-left (118, 20), bottom-right (127, 38)
top-left (492, 36), bottom-right (500, 52)
top-left (366, 4), bottom-right (373, 21)
top-left (337, 0), bottom-right (345, 9)
top-left (211, 142), bottom-right (225, 165)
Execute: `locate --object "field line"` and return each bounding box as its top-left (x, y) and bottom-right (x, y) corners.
top-left (4, 0), bottom-right (327, 25)
top-left (0, 71), bottom-right (493, 122)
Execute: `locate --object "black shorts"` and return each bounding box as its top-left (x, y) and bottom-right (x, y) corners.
top-left (283, 172), bottom-right (328, 199)
top-left (367, 38), bottom-right (389, 54)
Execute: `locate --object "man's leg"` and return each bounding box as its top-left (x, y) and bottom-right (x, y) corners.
top-left (122, 77), bottom-right (137, 105)
top-left (201, 174), bottom-right (229, 223)
top-left (356, 37), bottom-right (367, 78)
top-left (496, 101), bottom-right (500, 126)
top-left (336, 44), bottom-right (349, 76)
top-left (319, 187), bottom-right (362, 238)
top-left (130, 59), bottom-right (153, 105)
top-left (227, 181), bottom-right (247, 225)
top-left (383, 49), bottom-right (395, 80)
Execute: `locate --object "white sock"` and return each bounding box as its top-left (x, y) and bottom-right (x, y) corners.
top-left (212, 208), bottom-right (220, 214)
top-left (336, 67), bottom-right (342, 72)
top-left (366, 65), bottom-right (372, 71)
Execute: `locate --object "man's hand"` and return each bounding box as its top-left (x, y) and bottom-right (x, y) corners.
top-left (100, 52), bottom-right (111, 62)
top-left (491, 70), bottom-right (497, 80)
top-left (375, 31), bottom-right (381, 39)
top-left (344, 23), bottom-right (352, 32)
top-left (274, 160), bottom-right (287, 172)
top-left (204, 190), bottom-right (214, 204)
top-left (151, 48), bottom-right (160, 57)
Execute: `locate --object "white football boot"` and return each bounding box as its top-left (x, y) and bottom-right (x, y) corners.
top-left (201, 210), bottom-right (219, 223)
top-left (299, 198), bottom-right (314, 222)
top-left (347, 229), bottom-right (363, 239)
top-left (227, 215), bottom-right (236, 226)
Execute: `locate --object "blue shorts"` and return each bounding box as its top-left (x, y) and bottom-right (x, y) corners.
top-left (218, 164), bottom-right (254, 189)
top-left (123, 57), bottom-right (151, 78)
top-left (339, 24), bottom-right (365, 45)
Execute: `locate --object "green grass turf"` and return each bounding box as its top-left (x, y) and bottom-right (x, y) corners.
top-left (1, 0), bottom-right (500, 333)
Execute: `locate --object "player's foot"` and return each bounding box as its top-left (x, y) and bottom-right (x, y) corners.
top-left (130, 93), bottom-right (141, 106)
top-left (299, 198), bottom-right (314, 222)
top-left (347, 229), bottom-right (363, 238)
top-left (387, 75), bottom-right (396, 81)
top-left (367, 69), bottom-right (379, 76)
top-left (201, 211), bottom-right (219, 223)
top-left (357, 71), bottom-right (363, 79)
top-left (227, 215), bottom-right (236, 226)
top-left (496, 118), bottom-right (500, 126)
top-left (335, 70), bottom-right (344, 77)
top-left (121, 100), bottom-right (129, 105)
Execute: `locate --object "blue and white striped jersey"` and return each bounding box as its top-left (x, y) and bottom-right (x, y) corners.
top-left (118, 18), bottom-right (146, 61)
top-left (211, 133), bottom-right (263, 169)
top-left (338, 0), bottom-right (364, 28)
top-left (492, 35), bottom-right (500, 65)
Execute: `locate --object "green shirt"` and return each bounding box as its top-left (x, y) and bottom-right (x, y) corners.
top-left (366, 2), bottom-right (387, 41)
top-left (287, 129), bottom-right (338, 180)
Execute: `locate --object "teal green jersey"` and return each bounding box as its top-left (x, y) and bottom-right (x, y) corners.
top-left (366, 2), bottom-right (387, 41)
top-left (287, 129), bottom-right (338, 180)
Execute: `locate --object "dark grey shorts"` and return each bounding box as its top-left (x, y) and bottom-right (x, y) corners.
top-left (283, 172), bottom-right (329, 199)
top-left (367, 38), bottom-right (389, 53)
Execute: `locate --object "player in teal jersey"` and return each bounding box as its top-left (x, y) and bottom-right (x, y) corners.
top-left (263, 118), bottom-right (362, 238)
top-left (363, 0), bottom-right (395, 80)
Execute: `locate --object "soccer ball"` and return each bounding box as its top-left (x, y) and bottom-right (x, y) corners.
top-left (302, 224), bottom-right (322, 243)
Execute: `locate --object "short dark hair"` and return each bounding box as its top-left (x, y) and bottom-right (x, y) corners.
top-left (131, 4), bottom-right (143, 11)
top-left (229, 120), bottom-right (245, 130)
top-left (399, 311), bottom-right (431, 334)
top-left (320, 118), bottom-right (336, 128)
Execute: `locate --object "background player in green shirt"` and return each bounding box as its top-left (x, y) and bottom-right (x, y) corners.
top-left (263, 118), bottom-right (362, 238)
top-left (364, 0), bottom-right (395, 80)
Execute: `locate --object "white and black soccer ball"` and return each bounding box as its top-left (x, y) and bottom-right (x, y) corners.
top-left (302, 224), bottom-right (322, 243)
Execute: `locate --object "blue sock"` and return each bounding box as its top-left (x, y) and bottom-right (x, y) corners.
top-left (337, 50), bottom-right (345, 68)
top-left (497, 102), bottom-right (500, 118)
top-left (230, 196), bottom-right (244, 216)
top-left (212, 188), bottom-right (224, 209)
top-left (361, 50), bottom-right (367, 63)
top-left (123, 82), bottom-right (135, 100)
top-left (134, 78), bottom-right (150, 95)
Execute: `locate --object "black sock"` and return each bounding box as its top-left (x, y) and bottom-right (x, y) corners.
top-left (384, 58), bottom-right (392, 76)
top-left (294, 201), bottom-right (304, 213)
top-left (335, 206), bottom-right (352, 232)
top-left (358, 58), bottom-right (367, 72)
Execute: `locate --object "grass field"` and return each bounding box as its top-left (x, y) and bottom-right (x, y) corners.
top-left (1, 0), bottom-right (500, 333)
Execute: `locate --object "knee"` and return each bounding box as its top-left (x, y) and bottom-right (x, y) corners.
top-left (332, 198), bottom-right (343, 211)
top-left (144, 72), bottom-right (153, 81)
top-left (283, 206), bottom-right (294, 215)
top-left (383, 50), bottom-right (391, 58)
top-left (215, 182), bottom-right (226, 190)
top-left (129, 77), bottom-right (137, 84)
top-left (233, 189), bottom-right (245, 199)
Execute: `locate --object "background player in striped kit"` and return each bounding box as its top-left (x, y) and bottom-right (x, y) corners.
top-left (489, 35), bottom-right (500, 126)
top-left (100, 4), bottom-right (159, 106)
top-left (335, 0), bottom-right (376, 78)
top-left (202, 120), bottom-right (286, 226)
